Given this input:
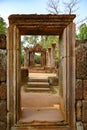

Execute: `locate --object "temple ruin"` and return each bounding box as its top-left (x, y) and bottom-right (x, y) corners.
top-left (6, 14), bottom-right (76, 130)
top-left (24, 43), bottom-right (56, 68)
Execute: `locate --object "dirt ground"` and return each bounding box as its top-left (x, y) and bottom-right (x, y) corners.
top-left (20, 73), bottom-right (64, 123)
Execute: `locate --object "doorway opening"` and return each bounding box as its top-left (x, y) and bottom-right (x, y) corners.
top-left (20, 35), bottom-right (62, 123)
top-left (34, 53), bottom-right (41, 66)
top-left (7, 14), bottom-right (76, 129)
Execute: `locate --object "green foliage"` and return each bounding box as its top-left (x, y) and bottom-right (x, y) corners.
top-left (21, 35), bottom-right (39, 48)
top-left (34, 53), bottom-right (41, 65)
top-left (0, 17), bottom-right (7, 34)
top-left (39, 35), bottom-right (59, 49)
top-left (76, 23), bottom-right (87, 40)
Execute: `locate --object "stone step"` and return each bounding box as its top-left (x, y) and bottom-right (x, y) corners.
top-left (12, 126), bottom-right (71, 130)
top-left (29, 70), bottom-right (46, 73)
top-left (27, 82), bottom-right (49, 88)
top-left (25, 87), bottom-right (50, 91)
top-left (29, 78), bottom-right (48, 82)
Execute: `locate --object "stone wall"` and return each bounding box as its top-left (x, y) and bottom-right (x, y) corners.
top-left (0, 34), bottom-right (7, 130)
top-left (1, 33), bottom-right (87, 130)
top-left (75, 39), bottom-right (87, 130)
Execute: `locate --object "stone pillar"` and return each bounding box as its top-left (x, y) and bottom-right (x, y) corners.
top-left (30, 52), bottom-right (34, 66)
top-left (46, 51), bottom-right (48, 66)
top-left (47, 48), bottom-right (51, 67)
top-left (24, 48), bottom-right (29, 67)
top-left (51, 43), bottom-right (56, 68)
top-left (41, 52), bottom-right (46, 67)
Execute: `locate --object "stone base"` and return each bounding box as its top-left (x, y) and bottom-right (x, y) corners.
top-left (11, 126), bottom-right (72, 130)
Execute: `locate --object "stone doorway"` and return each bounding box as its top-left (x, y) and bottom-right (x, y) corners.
top-left (20, 34), bottom-right (61, 124)
top-left (7, 14), bottom-right (76, 130)
top-left (34, 52), bottom-right (41, 66)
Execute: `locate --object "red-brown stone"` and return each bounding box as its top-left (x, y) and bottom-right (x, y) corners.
top-left (0, 82), bottom-right (7, 100)
top-left (83, 80), bottom-right (87, 100)
top-left (0, 100), bottom-right (7, 122)
top-left (82, 101), bottom-right (87, 122)
top-left (76, 45), bottom-right (87, 79)
top-left (0, 122), bottom-right (6, 130)
top-left (76, 79), bottom-right (83, 100)
top-left (0, 34), bottom-right (6, 49)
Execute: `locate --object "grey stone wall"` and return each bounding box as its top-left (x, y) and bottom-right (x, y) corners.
top-left (76, 40), bottom-right (87, 130)
top-left (0, 34), bottom-right (7, 130)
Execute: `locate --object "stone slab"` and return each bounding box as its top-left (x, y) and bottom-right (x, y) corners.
top-left (27, 82), bottom-right (49, 88)
top-left (11, 126), bottom-right (72, 130)
top-left (25, 87), bottom-right (50, 91)
top-left (82, 100), bottom-right (87, 122)
top-left (0, 100), bottom-right (7, 122)
top-left (0, 82), bottom-right (7, 100)
top-left (0, 121), bottom-right (6, 130)
top-left (20, 108), bottom-right (64, 123)
top-left (76, 46), bottom-right (87, 79)
top-left (76, 79), bottom-right (82, 100)
top-left (76, 100), bottom-right (82, 121)
top-left (83, 80), bottom-right (87, 100)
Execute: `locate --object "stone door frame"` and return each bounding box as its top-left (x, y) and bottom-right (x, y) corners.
top-left (7, 14), bottom-right (76, 130)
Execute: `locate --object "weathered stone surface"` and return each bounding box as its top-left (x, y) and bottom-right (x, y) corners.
top-left (0, 69), bottom-right (6, 82)
top-left (21, 68), bottom-right (28, 85)
top-left (0, 82), bottom-right (7, 100)
top-left (76, 122), bottom-right (84, 130)
top-left (76, 100), bottom-right (82, 121)
top-left (76, 79), bottom-right (83, 100)
top-left (83, 80), bottom-right (87, 100)
top-left (0, 121), bottom-right (6, 130)
top-left (82, 100), bottom-right (87, 122)
top-left (76, 45), bottom-right (87, 79)
top-left (0, 100), bottom-right (7, 122)
top-left (84, 123), bottom-right (87, 130)
top-left (0, 34), bottom-right (6, 49)
top-left (48, 76), bottom-right (58, 86)
top-left (0, 50), bottom-right (6, 81)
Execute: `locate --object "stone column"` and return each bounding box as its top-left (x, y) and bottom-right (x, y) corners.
top-left (41, 52), bottom-right (46, 67)
top-left (30, 52), bottom-right (34, 66)
top-left (24, 48), bottom-right (29, 67)
top-left (46, 51), bottom-right (48, 66)
top-left (51, 43), bottom-right (56, 68)
top-left (47, 48), bottom-right (51, 67)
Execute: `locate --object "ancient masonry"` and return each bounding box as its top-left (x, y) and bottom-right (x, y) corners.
top-left (0, 14), bottom-right (87, 130)
top-left (24, 43), bottom-right (56, 68)
top-left (0, 34), bottom-right (7, 130)
top-left (75, 39), bottom-right (87, 129)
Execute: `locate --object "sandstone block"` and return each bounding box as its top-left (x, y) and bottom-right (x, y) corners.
top-left (82, 100), bottom-right (87, 122)
top-left (83, 80), bottom-right (87, 100)
top-left (76, 79), bottom-right (83, 100)
top-left (0, 122), bottom-right (6, 130)
top-left (0, 82), bottom-right (7, 100)
top-left (21, 68), bottom-right (28, 85)
top-left (0, 34), bottom-right (6, 49)
top-left (84, 123), bottom-right (87, 130)
top-left (0, 100), bottom-right (7, 122)
top-left (0, 68), bottom-right (6, 81)
top-left (48, 76), bottom-right (58, 86)
top-left (0, 50), bottom-right (7, 82)
top-left (76, 100), bottom-right (82, 121)
top-left (76, 46), bottom-right (87, 79)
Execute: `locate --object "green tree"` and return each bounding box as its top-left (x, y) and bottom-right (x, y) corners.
top-left (21, 35), bottom-right (39, 48)
top-left (0, 17), bottom-right (7, 34)
top-left (76, 23), bottom-right (87, 40)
